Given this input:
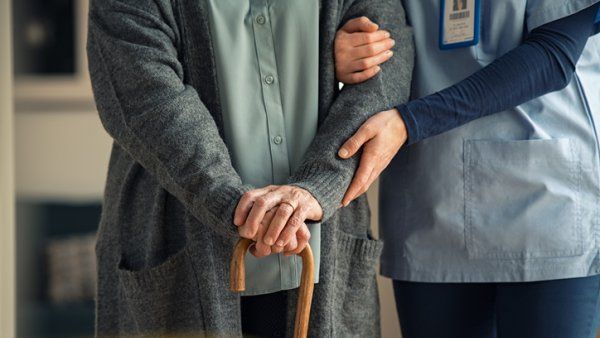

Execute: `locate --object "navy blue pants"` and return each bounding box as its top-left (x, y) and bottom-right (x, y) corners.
top-left (393, 275), bottom-right (600, 338)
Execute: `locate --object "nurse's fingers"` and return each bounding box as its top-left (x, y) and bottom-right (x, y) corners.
top-left (356, 165), bottom-right (383, 201)
top-left (353, 146), bottom-right (385, 201)
top-left (234, 185), bottom-right (275, 226)
top-left (338, 120), bottom-right (378, 159)
top-left (349, 50), bottom-right (394, 73)
top-left (340, 16), bottom-right (378, 34)
top-left (342, 151), bottom-right (377, 206)
top-left (348, 30), bottom-right (391, 47)
top-left (351, 38), bottom-right (395, 59)
top-left (341, 66), bottom-right (381, 85)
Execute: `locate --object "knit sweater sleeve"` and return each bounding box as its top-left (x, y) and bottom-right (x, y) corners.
top-left (87, 0), bottom-right (250, 238)
top-left (289, 0), bottom-right (414, 221)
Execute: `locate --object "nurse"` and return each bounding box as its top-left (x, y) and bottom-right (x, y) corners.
top-left (334, 1), bottom-right (600, 338)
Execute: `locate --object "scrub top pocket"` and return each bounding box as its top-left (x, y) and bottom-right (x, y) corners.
top-left (464, 138), bottom-right (584, 260)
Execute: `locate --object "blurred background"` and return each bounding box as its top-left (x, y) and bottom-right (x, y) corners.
top-left (10, 0), bottom-right (111, 336)
top-left (0, 0), bottom-right (401, 337)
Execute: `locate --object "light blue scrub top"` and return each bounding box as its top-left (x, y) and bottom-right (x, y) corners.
top-left (206, 0), bottom-right (320, 295)
top-left (380, 0), bottom-right (600, 282)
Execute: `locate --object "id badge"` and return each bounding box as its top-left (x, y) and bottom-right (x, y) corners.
top-left (439, 0), bottom-right (481, 49)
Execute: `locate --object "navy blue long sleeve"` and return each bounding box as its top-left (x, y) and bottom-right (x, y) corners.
top-left (399, 3), bottom-right (600, 145)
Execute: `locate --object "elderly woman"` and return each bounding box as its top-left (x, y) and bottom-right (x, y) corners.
top-left (87, 0), bottom-right (412, 337)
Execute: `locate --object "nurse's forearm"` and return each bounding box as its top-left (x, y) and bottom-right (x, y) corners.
top-left (399, 3), bottom-right (600, 145)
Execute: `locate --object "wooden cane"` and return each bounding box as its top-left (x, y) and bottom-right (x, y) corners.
top-left (230, 238), bottom-right (315, 338)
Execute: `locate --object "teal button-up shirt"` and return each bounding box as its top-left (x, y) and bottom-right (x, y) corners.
top-left (206, 0), bottom-right (320, 295)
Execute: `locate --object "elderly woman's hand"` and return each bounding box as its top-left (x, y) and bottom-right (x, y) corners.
top-left (248, 208), bottom-right (312, 258)
top-left (234, 185), bottom-right (322, 257)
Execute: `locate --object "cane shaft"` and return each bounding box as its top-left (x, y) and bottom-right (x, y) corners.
top-left (230, 238), bottom-right (314, 338)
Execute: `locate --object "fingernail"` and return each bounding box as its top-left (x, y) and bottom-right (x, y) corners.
top-left (264, 236), bottom-right (273, 245)
top-left (375, 66), bottom-right (381, 73)
top-left (386, 50), bottom-right (394, 56)
top-left (276, 240), bottom-right (284, 247)
top-left (338, 203), bottom-right (344, 208)
top-left (339, 148), bottom-right (349, 158)
top-left (384, 31), bottom-right (390, 38)
top-left (391, 39), bottom-right (396, 46)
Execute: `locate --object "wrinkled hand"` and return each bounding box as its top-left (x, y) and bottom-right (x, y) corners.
top-left (338, 108), bottom-right (408, 206)
top-left (335, 16), bottom-right (395, 84)
top-left (234, 185), bottom-right (323, 257)
top-left (245, 208), bottom-right (312, 258)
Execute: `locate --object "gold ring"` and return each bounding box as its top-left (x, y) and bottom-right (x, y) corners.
top-left (281, 201), bottom-right (295, 211)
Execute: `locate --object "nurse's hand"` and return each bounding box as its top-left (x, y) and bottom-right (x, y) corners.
top-left (335, 17), bottom-right (396, 84)
top-left (338, 108), bottom-right (408, 206)
top-left (234, 185), bottom-right (322, 256)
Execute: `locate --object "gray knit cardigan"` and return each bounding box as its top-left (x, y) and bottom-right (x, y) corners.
top-left (87, 0), bottom-right (413, 336)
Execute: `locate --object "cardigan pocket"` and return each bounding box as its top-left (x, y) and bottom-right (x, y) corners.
top-left (464, 138), bottom-right (584, 260)
top-left (117, 244), bottom-right (205, 336)
top-left (332, 229), bottom-right (383, 338)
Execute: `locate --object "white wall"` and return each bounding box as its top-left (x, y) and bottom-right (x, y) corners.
top-left (15, 111), bottom-right (112, 201)
top-left (0, 0), bottom-right (16, 336)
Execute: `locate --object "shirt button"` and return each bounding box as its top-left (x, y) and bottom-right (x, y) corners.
top-left (256, 15), bottom-right (266, 25)
top-left (273, 135), bottom-right (283, 145)
top-left (264, 75), bottom-right (275, 85)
